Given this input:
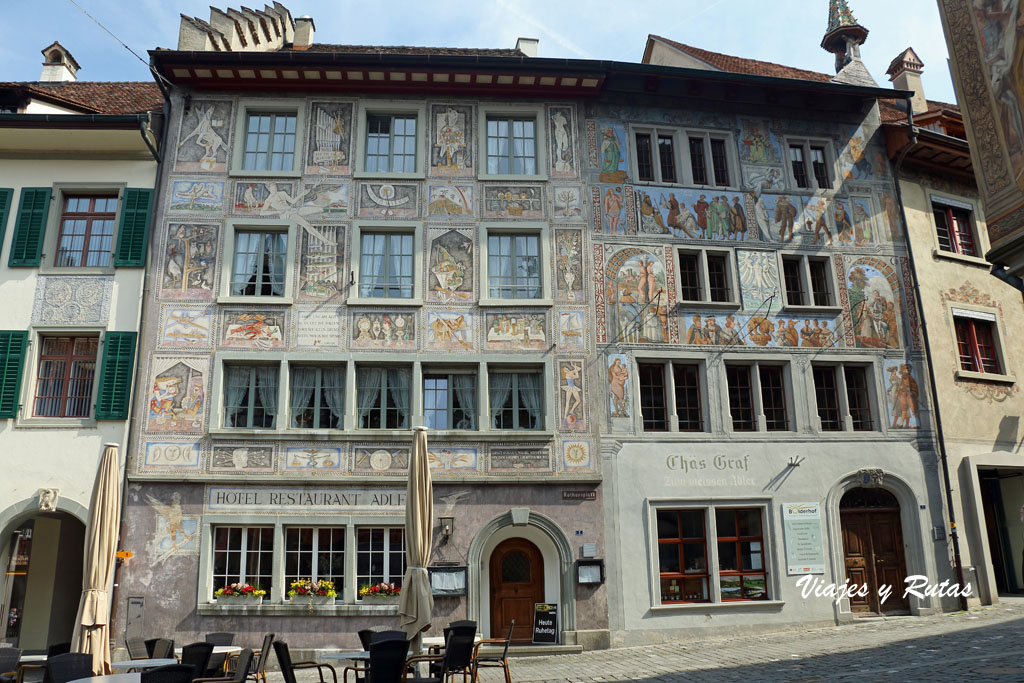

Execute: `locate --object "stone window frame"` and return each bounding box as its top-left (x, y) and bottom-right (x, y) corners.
top-left (352, 99), bottom-right (428, 180)
top-left (928, 192), bottom-right (991, 268)
top-left (777, 252), bottom-right (842, 315)
top-left (721, 356), bottom-right (797, 435)
top-left (781, 136), bottom-right (837, 193)
top-left (674, 245), bottom-right (741, 308)
top-left (945, 300), bottom-right (1015, 385)
top-left (477, 103), bottom-right (549, 182)
top-left (808, 360), bottom-right (880, 433)
top-left (349, 221), bottom-right (425, 307)
top-left (218, 218), bottom-right (298, 305)
top-left (15, 326), bottom-right (107, 429)
top-left (230, 98), bottom-right (307, 178)
top-left (478, 222), bottom-right (553, 307)
top-left (628, 124), bottom-right (740, 191)
top-left (39, 183), bottom-right (128, 276)
top-left (632, 354), bottom-right (711, 434)
top-left (421, 364), bottom-right (481, 431)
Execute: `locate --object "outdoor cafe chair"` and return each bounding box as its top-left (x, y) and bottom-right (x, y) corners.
top-left (152, 640), bottom-right (176, 660)
top-left (142, 664), bottom-right (196, 683)
top-left (44, 646), bottom-right (69, 658)
top-left (245, 633), bottom-right (274, 683)
top-left (342, 638), bottom-right (407, 683)
top-left (180, 643), bottom-right (214, 683)
top-left (127, 638), bottom-right (150, 660)
top-left (430, 623), bottom-right (476, 678)
top-left (194, 648), bottom-right (252, 683)
top-left (406, 630), bottom-right (476, 683)
top-left (204, 633), bottom-right (235, 676)
top-left (0, 646), bottom-right (21, 683)
top-left (42, 653), bottom-right (92, 683)
top-left (469, 620), bottom-right (514, 683)
top-left (273, 641), bottom-right (337, 683)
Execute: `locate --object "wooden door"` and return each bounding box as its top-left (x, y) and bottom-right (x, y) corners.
top-left (490, 538), bottom-right (544, 642)
top-left (840, 508), bottom-right (908, 614)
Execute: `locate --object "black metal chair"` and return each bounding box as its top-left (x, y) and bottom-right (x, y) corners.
top-left (151, 640), bottom-right (175, 660)
top-left (406, 630), bottom-right (475, 683)
top-left (180, 643), bottom-right (215, 683)
top-left (144, 639), bottom-right (161, 657)
top-left (369, 631), bottom-right (405, 645)
top-left (203, 633), bottom-right (235, 676)
top-left (142, 664), bottom-right (195, 683)
top-left (43, 653), bottom-right (92, 683)
top-left (245, 633), bottom-right (274, 683)
top-left (470, 620), bottom-right (514, 683)
top-left (44, 645), bottom-right (70, 658)
top-left (194, 649), bottom-right (252, 683)
top-left (273, 641), bottom-right (337, 683)
top-left (0, 647), bottom-right (21, 683)
top-left (127, 638), bottom-right (150, 660)
top-left (343, 638), bottom-right (408, 683)
top-left (356, 630), bottom-right (374, 651)
top-left (430, 622), bottom-right (476, 679)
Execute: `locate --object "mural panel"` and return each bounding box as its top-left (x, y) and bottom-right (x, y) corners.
top-left (549, 106), bottom-right (577, 178)
top-left (635, 188), bottom-right (749, 240)
top-left (298, 224), bottom-right (345, 302)
top-left (481, 185), bottom-right (543, 219)
top-left (682, 313), bottom-right (839, 348)
top-left (427, 185), bottom-right (473, 217)
top-left (358, 183), bottom-right (418, 218)
top-left (557, 311), bottom-right (586, 352)
top-left (484, 311), bottom-right (548, 351)
top-left (847, 257), bottom-right (903, 349)
top-left (742, 166), bottom-right (785, 192)
top-left (737, 119), bottom-right (782, 165)
top-left (175, 100), bottom-right (231, 173)
top-left (562, 440), bottom-right (592, 469)
top-left (295, 308), bottom-right (342, 348)
top-left (426, 312), bottom-right (475, 351)
top-left (146, 358), bottom-right (207, 434)
top-left (145, 493), bottom-right (199, 564)
top-left (427, 229), bottom-right (473, 303)
top-left (352, 311), bottom-right (416, 350)
top-left (141, 441), bottom-right (202, 471)
top-left (300, 182), bottom-right (349, 219)
top-left (284, 446), bottom-right (343, 471)
top-left (159, 305), bottom-right (213, 349)
top-left (306, 101), bottom-right (353, 175)
top-left (430, 104), bottom-right (473, 176)
top-left (353, 446), bottom-right (410, 474)
top-left (427, 446), bottom-right (479, 471)
top-left (558, 360), bottom-right (586, 431)
top-left (210, 445), bottom-right (275, 473)
top-left (552, 185), bottom-right (583, 219)
top-left (168, 180), bottom-right (224, 215)
top-left (737, 250), bottom-right (782, 313)
top-left (595, 185), bottom-right (629, 234)
top-left (160, 224), bottom-right (217, 300)
top-left (221, 310), bottom-right (285, 349)
top-left (607, 353), bottom-right (630, 419)
top-left (605, 247), bottom-right (669, 343)
top-left (555, 229), bottom-right (584, 302)
top-left (885, 362), bottom-right (921, 429)
top-left (598, 123), bottom-right (628, 183)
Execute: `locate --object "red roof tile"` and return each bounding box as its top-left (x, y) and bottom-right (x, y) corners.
top-left (286, 43), bottom-right (526, 57)
top-left (0, 81), bottom-right (162, 114)
top-left (648, 35), bottom-right (833, 83)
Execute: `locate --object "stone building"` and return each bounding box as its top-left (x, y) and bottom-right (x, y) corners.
top-left (0, 44), bottom-right (162, 651)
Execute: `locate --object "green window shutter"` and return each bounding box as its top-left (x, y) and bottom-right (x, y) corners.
top-left (0, 189), bottom-right (13, 256)
top-left (114, 188), bottom-right (154, 267)
top-left (0, 331), bottom-right (28, 419)
top-left (95, 331), bottom-right (137, 420)
top-left (8, 187), bottom-right (51, 267)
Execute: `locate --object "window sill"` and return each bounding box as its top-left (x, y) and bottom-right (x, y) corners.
top-left (228, 168), bottom-right (301, 178)
top-left (675, 300), bottom-right (741, 310)
top-left (347, 297), bottom-right (422, 307)
top-left (209, 427), bottom-right (280, 438)
top-left (955, 369), bottom-right (1016, 384)
top-left (478, 298), bottom-right (553, 308)
top-left (196, 602), bottom-right (398, 616)
top-left (216, 295), bottom-right (293, 306)
top-left (633, 180), bottom-right (740, 193)
top-left (932, 248), bottom-right (990, 268)
top-left (353, 171), bottom-right (426, 181)
top-left (38, 265), bottom-right (116, 276)
top-left (16, 416), bottom-right (98, 429)
top-left (779, 304), bottom-right (842, 316)
top-left (477, 173), bottom-right (548, 183)
top-left (210, 428), bottom-right (555, 440)
top-left (650, 599), bottom-right (784, 612)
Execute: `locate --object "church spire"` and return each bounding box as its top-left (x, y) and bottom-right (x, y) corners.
top-left (821, 0), bottom-right (869, 74)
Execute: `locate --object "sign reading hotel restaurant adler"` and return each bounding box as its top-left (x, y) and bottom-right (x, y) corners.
top-left (207, 487), bottom-right (406, 512)
top-left (782, 502), bottom-right (825, 575)
top-left (532, 603), bottom-right (558, 644)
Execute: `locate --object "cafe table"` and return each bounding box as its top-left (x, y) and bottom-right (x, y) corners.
top-left (110, 658), bottom-right (178, 671)
top-left (173, 646), bottom-right (242, 657)
top-left (70, 675), bottom-right (140, 683)
top-left (18, 654), bottom-right (47, 663)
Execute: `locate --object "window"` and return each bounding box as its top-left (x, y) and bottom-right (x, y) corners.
top-left (357, 527), bottom-right (406, 591)
top-left (677, 249), bottom-right (736, 304)
top-left (632, 128), bottom-right (733, 187)
top-left (810, 146), bottom-right (830, 189)
top-left (787, 140), bottom-right (832, 190)
top-left (230, 230), bottom-right (287, 297)
top-left (726, 363), bottom-right (791, 432)
top-left (716, 508), bottom-right (768, 601)
top-left (33, 336), bottom-right (97, 418)
top-left (954, 316), bottom-right (1002, 374)
top-left (781, 255), bottom-right (835, 308)
top-left (359, 231), bottom-right (414, 298)
top-left (638, 361), bottom-right (704, 432)
top-left (423, 372), bottom-right (477, 430)
top-left (933, 202), bottom-right (977, 257)
top-left (812, 364), bottom-right (875, 432)
top-left (224, 365), bottom-right (278, 429)
top-left (489, 369), bottom-right (543, 430)
top-left (290, 366), bottom-right (344, 429)
top-left (55, 196), bottom-right (117, 267)
top-left (356, 367), bottom-right (410, 429)
top-left (486, 117), bottom-right (537, 175)
top-left (656, 509), bottom-right (709, 603)
top-left (285, 527), bottom-right (345, 594)
top-left (242, 112), bottom-right (297, 171)
top-left (488, 233), bottom-right (541, 299)
top-left (365, 114), bottom-right (417, 173)
top-left (212, 527), bottom-right (273, 596)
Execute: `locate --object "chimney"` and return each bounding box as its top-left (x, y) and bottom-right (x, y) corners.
top-left (515, 37), bottom-right (538, 57)
top-left (293, 15), bottom-right (315, 49)
top-left (887, 47), bottom-right (928, 116)
top-left (39, 41), bottom-right (79, 82)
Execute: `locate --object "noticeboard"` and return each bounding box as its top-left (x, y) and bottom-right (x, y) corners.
top-left (532, 603), bottom-right (558, 644)
top-left (782, 502), bottom-right (825, 575)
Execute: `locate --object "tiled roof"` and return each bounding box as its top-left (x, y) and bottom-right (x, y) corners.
top-left (0, 81), bottom-right (163, 114)
top-left (286, 43), bottom-right (526, 57)
top-left (649, 35), bottom-right (833, 83)
top-left (879, 98), bottom-right (961, 123)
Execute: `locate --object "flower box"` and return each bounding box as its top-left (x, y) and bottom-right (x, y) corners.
top-left (293, 595), bottom-right (335, 606)
top-left (216, 595), bottom-right (263, 605)
top-left (360, 595), bottom-right (399, 604)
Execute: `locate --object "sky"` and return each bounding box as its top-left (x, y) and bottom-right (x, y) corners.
top-left (1, 0), bottom-right (957, 103)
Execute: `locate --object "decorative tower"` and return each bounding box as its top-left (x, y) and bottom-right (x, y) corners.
top-left (821, 0), bottom-right (869, 73)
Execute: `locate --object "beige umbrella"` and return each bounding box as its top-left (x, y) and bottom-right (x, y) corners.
top-left (72, 443), bottom-right (121, 675)
top-left (399, 426), bottom-right (434, 644)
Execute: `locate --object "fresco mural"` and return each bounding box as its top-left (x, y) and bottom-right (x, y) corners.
top-left (298, 224), bottom-right (345, 302)
top-left (737, 119), bottom-right (782, 165)
top-left (598, 123), bottom-right (628, 183)
top-left (427, 446), bottom-right (478, 471)
top-left (607, 353), bottom-right (630, 418)
top-left (145, 493), bottom-right (199, 563)
top-left (295, 308), bottom-right (342, 348)
top-left (737, 250), bottom-right (782, 313)
top-left (847, 258), bottom-right (903, 349)
top-left (635, 188), bottom-right (749, 240)
top-left (430, 104), bottom-right (473, 176)
top-left (552, 185), bottom-right (583, 219)
top-left (427, 229), bottom-right (473, 302)
top-left (352, 312), bottom-right (416, 349)
top-left (146, 358), bottom-right (206, 433)
top-left (426, 312), bottom-right (475, 351)
top-left (605, 247), bottom-right (669, 343)
top-left (742, 166), bottom-right (785, 192)
top-left (973, 0), bottom-right (1024, 170)
top-left (358, 183), bottom-right (418, 218)
top-left (838, 126), bottom-right (875, 181)
top-left (557, 311), bottom-right (586, 352)
top-left (232, 181), bottom-right (276, 216)
top-left (175, 100), bottom-right (231, 173)
top-left (427, 185), bottom-right (473, 216)
top-left (300, 182), bottom-right (349, 218)
top-left (549, 106), bottom-right (577, 177)
top-left (141, 442), bottom-right (202, 470)
top-left (597, 185), bottom-right (629, 234)
top-left (161, 224), bottom-right (217, 300)
top-left (555, 229), bottom-right (584, 302)
top-left (222, 311), bottom-right (285, 349)
top-left (210, 445), bottom-right (275, 472)
top-left (558, 360), bottom-right (586, 430)
top-left (160, 306), bottom-right (213, 348)
top-left (562, 440), bottom-right (591, 469)
top-left (168, 181), bottom-right (224, 214)
top-left (306, 101), bottom-right (353, 175)
top-left (481, 185), bottom-right (543, 219)
top-left (886, 363), bottom-right (921, 428)
top-left (683, 313), bottom-right (839, 347)
top-left (353, 446), bottom-right (409, 473)
top-left (484, 312), bottom-right (548, 351)
top-left (284, 447), bottom-right (343, 470)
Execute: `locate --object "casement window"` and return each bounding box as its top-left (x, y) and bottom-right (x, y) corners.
top-left (487, 232), bottom-right (541, 299)
top-left (230, 229), bottom-right (288, 297)
top-left (356, 366), bottom-right (410, 429)
top-left (486, 117), bottom-right (537, 175)
top-left (224, 364), bottom-right (279, 429)
top-left (677, 248), bottom-right (737, 304)
top-left (787, 140), bottom-right (833, 190)
top-left (55, 196), bottom-right (117, 267)
top-left (242, 112), bottom-right (297, 172)
top-left (812, 364), bottom-right (875, 432)
top-left (632, 128), bottom-right (734, 187)
top-left (290, 366), bottom-right (344, 429)
top-left (933, 201), bottom-right (978, 257)
top-left (365, 114), bottom-right (417, 173)
top-left (726, 363), bottom-right (791, 432)
top-left (637, 361), bottom-right (704, 432)
top-left (211, 526), bottom-right (274, 596)
top-left (359, 231), bottom-right (414, 299)
top-left (423, 371), bottom-right (477, 430)
top-left (489, 369), bottom-right (544, 430)
top-left (356, 527), bottom-right (406, 591)
top-left (954, 315), bottom-right (1002, 374)
top-left (33, 336), bottom-right (98, 418)
top-left (781, 255), bottom-right (835, 308)
top-left (656, 506), bottom-right (768, 604)
top-left (284, 527), bottom-right (345, 594)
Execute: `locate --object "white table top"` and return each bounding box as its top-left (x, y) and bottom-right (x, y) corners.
top-left (175, 645), bottom-right (242, 656)
top-left (421, 634), bottom-right (482, 647)
top-left (111, 658), bottom-right (178, 671)
top-left (70, 675), bottom-right (140, 683)
top-left (19, 654), bottom-right (47, 663)
top-left (322, 651), bottom-right (371, 661)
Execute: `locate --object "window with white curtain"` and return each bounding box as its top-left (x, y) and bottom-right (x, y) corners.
top-left (224, 364), bottom-right (279, 428)
top-left (230, 230), bottom-right (288, 297)
top-left (423, 371), bottom-right (477, 430)
top-left (488, 369), bottom-right (544, 430)
top-left (486, 116), bottom-right (537, 175)
top-left (356, 366), bottom-right (411, 429)
top-left (487, 233), bottom-right (541, 299)
top-left (359, 231), bottom-right (414, 298)
top-left (290, 366), bottom-right (345, 429)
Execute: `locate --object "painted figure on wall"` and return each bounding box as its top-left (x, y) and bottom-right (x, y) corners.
top-left (484, 313), bottom-right (548, 351)
top-left (851, 197), bottom-right (875, 246)
top-left (162, 224), bottom-right (217, 300)
top-left (147, 361), bottom-right (205, 432)
top-left (169, 181), bottom-right (223, 214)
top-left (432, 104), bottom-right (472, 174)
top-left (599, 124), bottom-right (628, 183)
top-left (636, 188), bottom-right (747, 241)
top-left (560, 361), bottom-right (585, 430)
top-left (298, 225), bottom-right (345, 302)
top-left (888, 363), bottom-right (920, 428)
top-left (427, 185), bottom-right (473, 216)
top-left (774, 195), bottom-right (798, 242)
top-left (427, 312), bottom-right (474, 351)
top-left (804, 198), bottom-right (834, 246)
top-left (607, 355), bottom-right (630, 418)
top-left (428, 230), bottom-right (473, 302)
top-left (607, 248), bottom-right (668, 343)
top-left (738, 120), bottom-right (781, 164)
top-left (556, 230), bottom-right (584, 301)
top-left (176, 101), bottom-right (230, 172)
top-left (602, 186), bottom-right (627, 234)
top-left (974, 0), bottom-right (1024, 172)
top-left (848, 261), bottom-right (903, 349)
top-left (743, 166), bottom-right (785, 192)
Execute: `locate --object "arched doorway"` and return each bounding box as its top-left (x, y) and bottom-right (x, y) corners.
top-left (840, 487), bottom-right (909, 614)
top-left (489, 538), bottom-right (544, 642)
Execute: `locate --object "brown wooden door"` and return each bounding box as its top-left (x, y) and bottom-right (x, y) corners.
top-left (490, 538), bottom-right (544, 642)
top-left (840, 509), bottom-right (908, 614)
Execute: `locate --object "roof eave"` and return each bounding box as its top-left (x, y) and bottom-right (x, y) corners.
top-left (0, 113), bottom-right (150, 129)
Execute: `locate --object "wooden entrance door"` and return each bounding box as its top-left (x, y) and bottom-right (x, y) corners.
top-left (490, 538), bottom-right (544, 642)
top-left (840, 488), bottom-right (909, 614)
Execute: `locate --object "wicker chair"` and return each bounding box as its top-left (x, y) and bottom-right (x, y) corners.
top-left (406, 630), bottom-right (475, 683)
top-left (180, 643), bottom-right (214, 683)
top-left (429, 622), bottom-right (476, 679)
top-left (273, 641), bottom-right (336, 683)
top-left (0, 647), bottom-right (21, 683)
top-left (470, 621), bottom-right (514, 683)
top-left (141, 664), bottom-right (195, 683)
top-left (43, 653), bottom-right (92, 683)
top-left (194, 649), bottom-right (251, 683)
top-left (343, 638), bottom-right (408, 683)
top-left (245, 634), bottom-right (274, 683)
top-left (151, 640), bottom-right (175, 660)
top-left (126, 638), bottom-right (150, 660)
top-left (204, 633), bottom-right (235, 676)
top-left (44, 645), bottom-right (70, 658)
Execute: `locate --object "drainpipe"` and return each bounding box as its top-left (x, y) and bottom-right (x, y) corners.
top-left (891, 95), bottom-right (969, 612)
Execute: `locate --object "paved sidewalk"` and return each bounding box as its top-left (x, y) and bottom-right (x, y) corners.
top-left (276, 600), bottom-right (1024, 682)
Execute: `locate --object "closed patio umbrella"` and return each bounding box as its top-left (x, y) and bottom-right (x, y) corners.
top-left (398, 426), bottom-right (434, 643)
top-left (72, 443), bottom-right (121, 674)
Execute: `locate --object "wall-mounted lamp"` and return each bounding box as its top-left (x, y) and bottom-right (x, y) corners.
top-left (439, 516), bottom-right (454, 541)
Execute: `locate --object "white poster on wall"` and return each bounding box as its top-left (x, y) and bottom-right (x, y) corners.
top-left (782, 502), bottom-right (825, 575)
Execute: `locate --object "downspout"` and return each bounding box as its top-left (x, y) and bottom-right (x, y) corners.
top-left (891, 94), bottom-right (969, 612)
